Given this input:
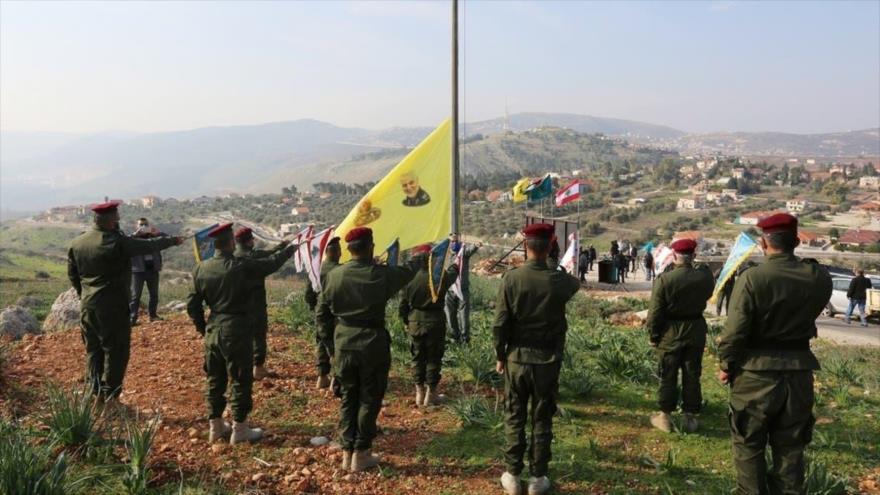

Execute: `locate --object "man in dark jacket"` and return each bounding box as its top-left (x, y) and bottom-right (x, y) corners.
top-left (587, 245), bottom-right (597, 272)
top-left (577, 249), bottom-right (589, 283)
top-left (845, 270), bottom-right (872, 327)
top-left (129, 218), bottom-right (166, 325)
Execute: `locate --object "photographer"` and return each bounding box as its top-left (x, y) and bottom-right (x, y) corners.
top-left (129, 217), bottom-right (166, 325)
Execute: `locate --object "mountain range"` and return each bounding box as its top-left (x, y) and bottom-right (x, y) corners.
top-left (1, 113), bottom-right (877, 213)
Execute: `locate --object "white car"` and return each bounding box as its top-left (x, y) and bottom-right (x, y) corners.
top-left (825, 276), bottom-right (880, 316)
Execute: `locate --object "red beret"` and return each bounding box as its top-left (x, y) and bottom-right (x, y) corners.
top-left (234, 226), bottom-right (253, 241)
top-left (522, 223), bottom-right (555, 239)
top-left (670, 238), bottom-right (697, 254)
top-left (345, 227), bottom-right (373, 243)
top-left (90, 200), bottom-right (121, 214)
top-left (757, 213), bottom-right (798, 234)
top-left (411, 243), bottom-right (432, 255)
top-left (207, 223), bottom-right (234, 238)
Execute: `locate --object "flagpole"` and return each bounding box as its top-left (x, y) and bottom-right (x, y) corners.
top-left (450, 0), bottom-right (461, 235)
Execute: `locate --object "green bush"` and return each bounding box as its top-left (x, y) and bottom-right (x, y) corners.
top-left (447, 394), bottom-right (503, 429)
top-left (43, 385), bottom-right (100, 452)
top-left (804, 458), bottom-right (849, 495)
top-left (594, 333), bottom-right (654, 384)
top-left (122, 415), bottom-right (160, 495)
top-left (0, 421), bottom-right (83, 495)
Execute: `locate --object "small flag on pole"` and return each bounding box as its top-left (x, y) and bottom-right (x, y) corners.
top-left (709, 232), bottom-right (761, 304)
top-left (192, 223), bottom-right (219, 263)
top-left (512, 178), bottom-right (531, 203)
top-left (526, 174), bottom-right (553, 202)
top-left (428, 239), bottom-right (451, 302)
top-left (380, 238), bottom-right (400, 266)
top-left (555, 180), bottom-right (581, 207)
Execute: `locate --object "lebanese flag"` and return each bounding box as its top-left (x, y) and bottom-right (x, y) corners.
top-left (293, 225), bottom-right (313, 273)
top-left (305, 226), bottom-right (335, 292)
top-left (555, 180), bottom-right (581, 207)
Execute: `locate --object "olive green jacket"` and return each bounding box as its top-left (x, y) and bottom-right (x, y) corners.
top-left (234, 242), bottom-right (287, 311)
top-left (718, 253), bottom-right (831, 372)
top-left (316, 259), bottom-right (414, 354)
top-left (68, 227), bottom-right (178, 309)
top-left (645, 263), bottom-right (715, 351)
top-left (187, 247), bottom-right (293, 335)
top-left (399, 259), bottom-right (459, 325)
top-left (492, 259), bottom-right (581, 364)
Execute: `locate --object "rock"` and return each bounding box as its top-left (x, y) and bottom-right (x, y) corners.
top-left (284, 474), bottom-right (297, 484)
top-left (42, 288), bottom-right (81, 333)
top-left (309, 436), bottom-right (330, 446)
top-left (211, 443), bottom-right (227, 453)
top-left (187, 427), bottom-right (199, 438)
top-left (163, 300), bottom-right (187, 312)
top-left (0, 305), bottom-right (41, 340)
top-left (15, 295), bottom-right (41, 309)
top-left (295, 477), bottom-right (311, 492)
top-left (635, 310), bottom-right (649, 322)
top-left (252, 473), bottom-right (266, 483)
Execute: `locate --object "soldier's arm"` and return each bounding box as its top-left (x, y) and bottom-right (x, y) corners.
top-left (645, 277), bottom-right (666, 344)
top-left (440, 264), bottom-right (461, 294)
top-left (244, 244), bottom-right (296, 278)
top-left (492, 277), bottom-right (513, 361)
top-left (186, 269), bottom-right (207, 336)
top-left (67, 247), bottom-right (82, 297)
top-left (315, 286), bottom-right (335, 356)
top-left (387, 264), bottom-right (417, 294)
top-left (120, 234), bottom-right (179, 257)
top-left (464, 243), bottom-right (480, 258)
top-left (398, 289), bottom-right (411, 326)
top-left (562, 272), bottom-right (580, 301)
top-left (304, 283), bottom-right (318, 310)
top-left (717, 275), bottom-right (754, 371)
top-left (251, 241), bottom-right (287, 259)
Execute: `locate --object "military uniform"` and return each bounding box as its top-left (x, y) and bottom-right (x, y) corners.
top-left (493, 252), bottom-right (580, 480)
top-left (646, 256), bottom-right (714, 417)
top-left (718, 214), bottom-right (831, 494)
top-left (316, 247), bottom-right (414, 454)
top-left (233, 238), bottom-right (287, 368)
top-left (187, 233), bottom-right (294, 423)
top-left (400, 247), bottom-right (458, 391)
top-left (313, 258), bottom-right (341, 376)
top-left (67, 202), bottom-right (179, 399)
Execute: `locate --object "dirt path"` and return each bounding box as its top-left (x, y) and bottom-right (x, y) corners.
top-left (1, 319), bottom-right (499, 495)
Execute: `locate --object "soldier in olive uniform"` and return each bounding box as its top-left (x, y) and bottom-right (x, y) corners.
top-left (717, 213), bottom-right (832, 494)
top-left (399, 243), bottom-right (459, 406)
top-left (493, 223), bottom-right (580, 495)
top-left (645, 238), bottom-right (715, 433)
top-left (233, 226), bottom-right (291, 380)
top-left (316, 227), bottom-right (415, 472)
top-left (187, 223), bottom-right (296, 445)
top-left (68, 201), bottom-right (182, 401)
top-left (314, 237), bottom-right (342, 389)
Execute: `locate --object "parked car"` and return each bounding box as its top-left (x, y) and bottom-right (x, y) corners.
top-left (825, 275), bottom-right (880, 316)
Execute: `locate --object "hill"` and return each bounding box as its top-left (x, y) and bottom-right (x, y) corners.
top-left (658, 128), bottom-right (880, 157)
top-left (466, 112), bottom-right (685, 140)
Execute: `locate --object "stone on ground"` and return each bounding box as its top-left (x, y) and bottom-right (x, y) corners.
top-left (42, 288), bottom-right (81, 333)
top-left (0, 305), bottom-right (41, 340)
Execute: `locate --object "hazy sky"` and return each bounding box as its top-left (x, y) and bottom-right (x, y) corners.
top-left (1, 0), bottom-right (878, 134)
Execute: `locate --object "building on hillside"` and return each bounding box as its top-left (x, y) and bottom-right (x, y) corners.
top-left (797, 230), bottom-right (824, 247)
top-left (737, 210), bottom-right (777, 226)
top-left (291, 207), bottom-right (310, 216)
top-left (716, 177), bottom-right (733, 186)
top-left (319, 192), bottom-right (333, 199)
top-left (279, 223), bottom-right (299, 235)
top-left (140, 195), bottom-right (161, 208)
top-left (486, 190), bottom-right (504, 203)
top-left (677, 196), bottom-right (705, 211)
top-left (689, 181), bottom-right (710, 194)
top-left (721, 189), bottom-right (739, 201)
top-left (733, 167), bottom-right (746, 179)
top-left (838, 229), bottom-right (880, 248)
top-left (786, 199), bottom-right (807, 213)
top-left (806, 159), bottom-right (816, 165)
top-left (859, 176), bottom-right (880, 188)
top-left (628, 198), bottom-right (646, 206)
top-left (467, 190), bottom-right (486, 201)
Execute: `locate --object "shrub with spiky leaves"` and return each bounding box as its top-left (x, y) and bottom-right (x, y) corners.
top-left (448, 394), bottom-right (503, 429)
top-left (43, 385), bottom-right (100, 452)
top-left (0, 421), bottom-right (84, 495)
top-left (805, 458), bottom-right (849, 495)
top-left (122, 414), bottom-right (160, 495)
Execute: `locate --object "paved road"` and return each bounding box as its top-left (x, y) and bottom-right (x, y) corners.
top-left (815, 315), bottom-right (880, 347)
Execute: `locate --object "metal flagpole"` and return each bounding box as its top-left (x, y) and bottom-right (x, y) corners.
top-left (451, 0), bottom-right (461, 235)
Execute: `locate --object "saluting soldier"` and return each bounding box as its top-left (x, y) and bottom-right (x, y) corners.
top-left (493, 223), bottom-right (580, 495)
top-left (646, 238), bottom-right (714, 433)
top-left (233, 226), bottom-right (290, 380)
top-left (315, 236), bottom-right (341, 389)
top-left (399, 242), bottom-right (459, 407)
top-left (717, 213), bottom-right (831, 494)
top-left (187, 223), bottom-right (296, 445)
top-left (67, 200), bottom-right (182, 402)
top-left (316, 227), bottom-right (415, 472)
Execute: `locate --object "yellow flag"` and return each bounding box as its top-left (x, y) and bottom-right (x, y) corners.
top-left (512, 178), bottom-right (531, 203)
top-left (337, 119), bottom-right (452, 261)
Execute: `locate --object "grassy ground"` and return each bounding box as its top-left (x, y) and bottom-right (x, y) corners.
top-left (1, 274), bottom-right (877, 493)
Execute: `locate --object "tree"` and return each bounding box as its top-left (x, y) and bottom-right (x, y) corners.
top-left (828, 227), bottom-right (840, 239)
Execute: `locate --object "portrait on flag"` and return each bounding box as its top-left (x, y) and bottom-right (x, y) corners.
top-left (336, 119), bottom-right (452, 260)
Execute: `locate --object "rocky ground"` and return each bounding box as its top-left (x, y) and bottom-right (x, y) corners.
top-left (0, 317), bottom-right (502, 495)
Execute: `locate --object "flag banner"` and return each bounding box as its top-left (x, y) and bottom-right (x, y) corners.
top-left (191, 223), bottom-right (219, 263)
top-left (336, 120), bottom-right (451, 261)
top-left (709, 232), bottom-right (760, 304)
top-left (559, 231), bottom-right (579, 274)
top-left (527, 174), bottom-right (553, 202)
top-left (653, 244), bottom-right (675, 274)
top-left (512, 178), bottom-right (531, 203)
top-left (305, 226), bottom-right (335, 292)
top-left (451, 244), bottom-right (467, 299)
top-left (555, 180), bottom-right (581, 207)
top-left (293, 225), bottom-right (313, 272)
top-left (379, 238), bottom-right (400, 266)
top-left (428, 239), bottom-right (451, 303)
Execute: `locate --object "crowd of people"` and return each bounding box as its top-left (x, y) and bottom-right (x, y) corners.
top-left (64, 200), bottom-right (832, 495)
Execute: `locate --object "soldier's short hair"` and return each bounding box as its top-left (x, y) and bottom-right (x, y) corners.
top-left (764, 231), bottom-right (798, 252)
top-left (525, 237), bottom-right (551, 253)
top-left (347, 238), bottom-right (372, 255)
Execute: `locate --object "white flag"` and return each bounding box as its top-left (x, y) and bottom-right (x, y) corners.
top-left (559, 232), bottom-right (579, 274)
